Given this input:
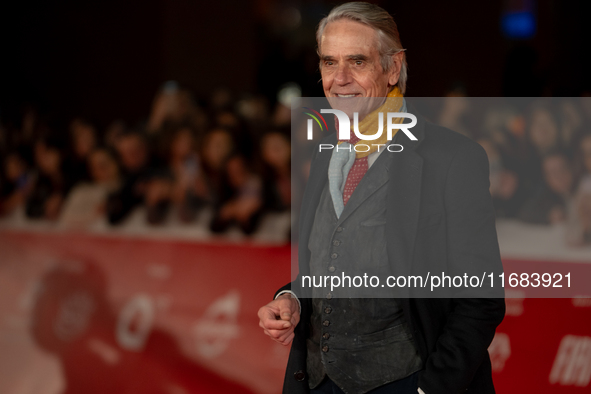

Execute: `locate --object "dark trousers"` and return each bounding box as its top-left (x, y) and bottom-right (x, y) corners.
top-left (311, 372), bottom-right (419, 394)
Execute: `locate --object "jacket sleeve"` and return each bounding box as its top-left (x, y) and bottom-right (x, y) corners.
top-left (418, 141), bottom-right (505, 394)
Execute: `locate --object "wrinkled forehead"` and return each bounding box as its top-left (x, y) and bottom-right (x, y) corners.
top-left (319, 19), bottom-right (380, 56)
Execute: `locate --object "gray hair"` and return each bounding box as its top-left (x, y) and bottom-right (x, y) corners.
top-left (316, 2), bottom-right (408, 94)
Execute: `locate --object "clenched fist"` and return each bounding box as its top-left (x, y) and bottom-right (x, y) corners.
top-left (258, 293), bottom-right (300, 346)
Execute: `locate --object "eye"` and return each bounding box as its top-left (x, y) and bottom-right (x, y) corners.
top-left (324, 61), bottom-right (334, 66)
top-left (355, 60), bottom-right (363, 65)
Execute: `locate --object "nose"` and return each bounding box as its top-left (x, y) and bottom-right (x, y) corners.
top-left (334, 63), bottom-right (353, 86)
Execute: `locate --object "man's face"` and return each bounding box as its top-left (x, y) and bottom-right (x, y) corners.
top-left (319, 19), bottom-right (400, 98)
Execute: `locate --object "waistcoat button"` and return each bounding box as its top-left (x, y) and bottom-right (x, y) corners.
top-left (328, 266), bottom-right (336, 273)
top-left (322, 320), bottom-right (330, 327)
top-left (322, 332), bottom-right (330, 340)
top-left (294, 370), bottom-right (305, 381)
top-left (322, 345), bottom-right (329, 353)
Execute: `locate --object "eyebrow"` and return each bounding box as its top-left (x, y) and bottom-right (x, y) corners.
top-left (320, 54), bottom-right (369, 62)
top-left (348, 54), bottom-right (369, 61)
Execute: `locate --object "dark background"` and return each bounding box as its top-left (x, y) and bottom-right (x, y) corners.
top-left (1, 0), bottom-right (590, 127)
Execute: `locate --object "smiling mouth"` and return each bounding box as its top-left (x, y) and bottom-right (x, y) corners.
top-left (334, 93), bottom-right (361, 98)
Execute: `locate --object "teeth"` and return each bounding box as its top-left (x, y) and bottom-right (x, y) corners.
top-left (337, 94), bottom-right (356, 97)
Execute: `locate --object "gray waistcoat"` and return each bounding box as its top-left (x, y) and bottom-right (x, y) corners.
top-left (306, 149), bottom-right (422, 393)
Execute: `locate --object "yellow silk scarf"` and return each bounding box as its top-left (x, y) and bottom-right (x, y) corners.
top-left (338, 86), bottom-right (404, 158)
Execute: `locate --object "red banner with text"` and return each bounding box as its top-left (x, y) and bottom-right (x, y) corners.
top-left (0, 230), bottom-right (589, 393)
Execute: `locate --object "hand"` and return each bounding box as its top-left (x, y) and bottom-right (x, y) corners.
top-left (258, 294), bottom-right (300, 346)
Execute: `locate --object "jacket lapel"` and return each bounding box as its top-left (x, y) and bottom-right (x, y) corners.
top-left (297, 134), bottom-right (335, 277)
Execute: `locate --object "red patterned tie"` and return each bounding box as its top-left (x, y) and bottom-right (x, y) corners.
top-left (341, 134), bottom-right (369, 205)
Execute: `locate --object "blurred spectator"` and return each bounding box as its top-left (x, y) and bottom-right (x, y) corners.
top-left (104, 120), bottom-right (126, 150)
top-left (210, 87), bottom-right (234, 111)
top-left (88, 149), bottom-right (121, 190)
top-left (211, 109), bottom-right (257, 161)
top-left (259, 130), bottom-right (291, 212)
top-left (438, 88), bottom-right (472, 138)
top-left (210, 154), bottom-right (263, 235)
top-left (566, 177), bottom-right (591, 246)
top-left (566, 133), bottom-right (591, 245)
top-left (59, 148), bottom-right (121, 228)
top-left (198, 127), bottom-right (235, 204)
top-left (236, 94), bottom-right (271, 126)
top-left (65, 118), bottom-right (97, 185)
top-left (214, 110), bottom-right (241, 130)
top-left (575, 132), bottom-right (591, 183)
top-left (144, 173), bottom-right (174, 225)
top-left (105, 131), bottom-right (153, 225)
top-left (25, 138), bottom-right (72, 220)
top-left (146, 82), bottom-right (206, 136)
top-left (482, 105), bottom-right (525, 150)
top-left (197, 127), bottom-right (264, 234)
top-left (493, 101), bottom-right (565, 216)
top-left (164, 124), bottom-right (203, 223)
top-left (478, 139), bottom-right (520, 218)
top-left (559, 100), bottom-right (584, 149)
top-left (0, 150), bottom-right (32, 217)
top-left (527, 101), bottom-right (563, 157)
top-left (518, 151), bottom-right (575, 225)
top-left (132, 123), bottom-right (202, 226)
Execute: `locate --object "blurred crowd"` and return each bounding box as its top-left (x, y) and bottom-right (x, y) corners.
top-left (0, 83), bottom-right (292, 239)
top-left (1, 87), bottom-right (591, 246)
top-left (432, 94), bottom-right (591, 247)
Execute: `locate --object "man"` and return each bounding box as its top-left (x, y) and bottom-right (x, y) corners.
top-left (258, 3), bottom-right (505, 394)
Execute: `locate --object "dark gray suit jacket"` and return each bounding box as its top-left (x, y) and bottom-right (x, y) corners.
top-left (278, 111), bottom-right (505, 394)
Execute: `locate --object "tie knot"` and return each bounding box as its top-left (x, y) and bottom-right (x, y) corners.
top-left (341, 134), bottom-right (362, 145)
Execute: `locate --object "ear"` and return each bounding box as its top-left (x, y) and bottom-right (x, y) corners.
top-left (387, 51), bottom-right (404, 87)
